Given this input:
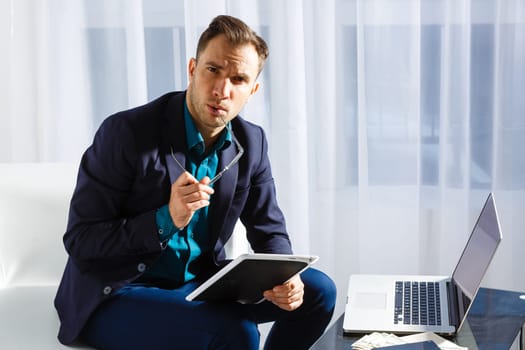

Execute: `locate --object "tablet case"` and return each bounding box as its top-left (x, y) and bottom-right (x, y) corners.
top-left (186, 254), bottom-right (318, 304)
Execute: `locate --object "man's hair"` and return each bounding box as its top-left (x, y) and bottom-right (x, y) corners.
top-left (196, 15), bottom-right (269, 75)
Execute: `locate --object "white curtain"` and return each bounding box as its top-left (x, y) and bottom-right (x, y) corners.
top-left (2, 0), bottom-right (525, 316)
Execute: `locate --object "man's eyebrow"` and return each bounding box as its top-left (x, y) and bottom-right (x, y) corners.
top-left (204, 60), bottom-right (223, 69)
top-left (234, 71), bottom-right (249, 78)
top-left (204, 60), bottom-right (252, 79)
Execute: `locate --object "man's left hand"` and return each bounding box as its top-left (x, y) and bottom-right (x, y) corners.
top-left (263, 274), bottom-right (304, 311)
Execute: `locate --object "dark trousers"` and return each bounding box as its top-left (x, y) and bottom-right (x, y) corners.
top-left (81, 268), bottom-right (336, 350)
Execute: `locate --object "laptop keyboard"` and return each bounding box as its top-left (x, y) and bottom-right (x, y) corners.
top-left (394, 281), bottom-right (442, 326)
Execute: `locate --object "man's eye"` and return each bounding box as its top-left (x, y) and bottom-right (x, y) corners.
top-left (207, 66), bottom-right (218, 73)
top-left (232, 76), bottom-right (246, 83)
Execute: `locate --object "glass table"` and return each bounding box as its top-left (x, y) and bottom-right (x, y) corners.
top-left (311, 288), bottom-right (525, 350)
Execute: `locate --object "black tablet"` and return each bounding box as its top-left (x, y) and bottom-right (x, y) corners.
top-left (185, 253), bottom-right (318, 304)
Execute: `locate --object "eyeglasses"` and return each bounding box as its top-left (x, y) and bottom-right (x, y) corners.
top-left (170, 122), bottom-right (244, 185)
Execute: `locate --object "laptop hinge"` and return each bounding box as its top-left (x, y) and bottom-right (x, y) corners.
top-left (446, 281), bottom-right (459, 328)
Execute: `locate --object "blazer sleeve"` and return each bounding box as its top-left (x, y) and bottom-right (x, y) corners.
top-left (239, 127), bottom-right (293, 254)
top-left (63, 114), bottom-right (163, 274)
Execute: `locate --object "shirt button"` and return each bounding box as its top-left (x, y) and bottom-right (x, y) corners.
top-left (137, 263), bottom-right (146, 272)
top-left (158, 228), bottom-right (164, 235)
top-left (103, 286), bottom-right (112, 295)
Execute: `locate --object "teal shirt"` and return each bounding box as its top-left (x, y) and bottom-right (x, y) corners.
top-left (144, 103), bottom-right (231, 284)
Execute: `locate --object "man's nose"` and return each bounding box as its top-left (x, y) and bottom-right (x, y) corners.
top-left (213, 79), bottom-right (231, 99)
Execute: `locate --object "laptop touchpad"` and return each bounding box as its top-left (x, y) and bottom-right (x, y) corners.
top-left (354, 292), bottom-right (387, 309)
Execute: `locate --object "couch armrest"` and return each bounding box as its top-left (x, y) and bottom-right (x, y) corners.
top-left (0, 163), bottom-right (78, 288)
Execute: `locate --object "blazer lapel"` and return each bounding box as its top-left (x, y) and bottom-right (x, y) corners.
top-left (209, 139), bottom-right (239, 246)
top-left (161, 93), bottom-right (188, 184)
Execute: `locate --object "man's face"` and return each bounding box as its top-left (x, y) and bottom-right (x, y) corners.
top-left (186, 34), bottom-right (260, 138)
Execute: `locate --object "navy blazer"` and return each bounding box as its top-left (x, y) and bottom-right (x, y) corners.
top-left (54, 91), bottom-right (292, 344)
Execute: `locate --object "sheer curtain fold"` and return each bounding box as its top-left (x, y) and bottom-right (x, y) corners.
top-left (2, 0), bottom-right (92, 161)
top-left (303, 0), bottom-right (338, 265)
top-left (2, 0), bottom-right (524, 316)
top-left (261, 0), bottom-right (311, 254)
top-left (0, 0), bottom-right (15, 161)
top-left (124, 0), bottom-right (148, 107)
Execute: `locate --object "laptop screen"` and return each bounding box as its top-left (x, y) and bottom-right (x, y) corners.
top-left (450, 193), bottom-right (502, 327)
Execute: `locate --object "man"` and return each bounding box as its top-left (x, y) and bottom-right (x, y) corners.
top-left (55, 15), bottom-right (336, 350)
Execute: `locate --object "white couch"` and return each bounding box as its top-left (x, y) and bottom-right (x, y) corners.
top-left (0, 163), bottom-right (249, 349)
top-left (0, 163), bottom-right (91, 349)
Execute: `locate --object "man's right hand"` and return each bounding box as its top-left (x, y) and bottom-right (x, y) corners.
top-left (168, 172), bottom-right (214, 229)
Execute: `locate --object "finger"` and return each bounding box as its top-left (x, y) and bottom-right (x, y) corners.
top-left (264, 290), bottom-right (304, 311)
top-left (271, 276), bottom-right (303, 295)
top-left (179, 187), bottom-right (212, 203)
top-left (175, 181), bottom-right (214, 199)
top-left (276, 299), bottom-right (303, 311)
top-left (264, 284), bottom-right (303, 302)
top-left (197, 176), bottom-right (214, 195)
top-left (271, 288), bottom-right (303, 303)
top-left (174, 171), bottom-right (199, 187)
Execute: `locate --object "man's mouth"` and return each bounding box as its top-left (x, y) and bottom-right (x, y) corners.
top-left (208, 104), bottom-right (227, 115)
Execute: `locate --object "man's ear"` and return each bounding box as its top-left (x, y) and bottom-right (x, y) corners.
top-left (188, 58), bottom-right (197, 79)
top-left (251, 82), bottom-right (260, 96)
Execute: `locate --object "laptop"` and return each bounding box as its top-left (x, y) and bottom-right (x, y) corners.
top-left (343, 192), bottom-right (502, 335)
